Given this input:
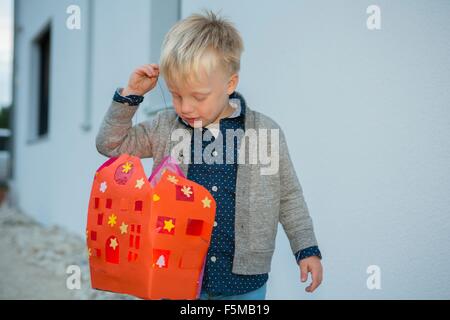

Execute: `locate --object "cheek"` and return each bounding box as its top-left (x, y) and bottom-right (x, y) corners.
top-left (206, 97), bottom-right (226, 116)
top-left (172, 98), bottom-right (196, 110)
top-left (197, 101), bottom-right (217, 118)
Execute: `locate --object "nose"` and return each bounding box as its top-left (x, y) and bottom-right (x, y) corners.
top-left (180, 101), bottom-right (195, 115)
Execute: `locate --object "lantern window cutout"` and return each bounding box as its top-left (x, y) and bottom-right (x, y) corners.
top-left (135, 236), bottom-right (141, 249)
top-left (97, 213), bottom-right (103, 226)
top-left (128, 251), bottom-right (138, 262)
top-left (90, 231), bottom-right (97, 241)
top-left (105, 236), bottom-right (120, 264)
top-left (129, 235), bottom-right (134, 247)
top-left (94, 197), bottom-right (100, 209)
top-left (95, 249), bottom-right (101, 257)
top-left (129, 224), bottom-right (142, 249)
top-left (175, 185), bottom-right (195, 202)
top-left (152, 249), bottom-right (170, 269)
top-left (134, 200), bottom-right (143, 212)
top-left (186, 219), bottom-right (204, 236)
top-left (156, 216), bottom-right (176, 235)
top-left (106, 198), bottom-right (112, 209)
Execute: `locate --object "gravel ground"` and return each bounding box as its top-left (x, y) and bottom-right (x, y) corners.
top-left (0, 201), bottom-right (135, 300)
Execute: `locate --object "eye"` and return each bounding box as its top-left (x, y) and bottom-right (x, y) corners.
top-left (194, 96), bottom-right (207, 102)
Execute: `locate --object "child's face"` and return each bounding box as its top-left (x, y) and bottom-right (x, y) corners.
top-left (167, 65), bottom-right (238, 128)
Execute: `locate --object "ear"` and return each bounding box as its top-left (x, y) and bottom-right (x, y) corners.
top-left (226, 73), bottom-right (239, 95)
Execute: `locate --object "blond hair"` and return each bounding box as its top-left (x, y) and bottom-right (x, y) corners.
top-left (160, 9), bottom-right (244, 87)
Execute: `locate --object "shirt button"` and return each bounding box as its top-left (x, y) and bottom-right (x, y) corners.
top-left (210, 256), bottom-right (217, 263)
top-left (213, 221), bottom-right (218, 227)
top-left (212, 186), bottom-right (218, 192)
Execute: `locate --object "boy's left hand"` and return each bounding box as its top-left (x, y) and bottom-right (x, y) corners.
top-left (299, 256), bottom-right (323, 293)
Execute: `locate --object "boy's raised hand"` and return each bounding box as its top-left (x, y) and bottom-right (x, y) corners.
top-left (299, 256), bottom-right (323, 293)
top-left (122, 64), bottom-right (160, 97)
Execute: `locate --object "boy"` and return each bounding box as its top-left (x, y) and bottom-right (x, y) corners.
top-left (96, 10), bottom-right (323, 300)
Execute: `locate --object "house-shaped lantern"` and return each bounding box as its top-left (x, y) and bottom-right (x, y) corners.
top-left (86, 154), bottom-right (216, 300)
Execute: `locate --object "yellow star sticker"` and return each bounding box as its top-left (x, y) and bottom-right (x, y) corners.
top-left (153, 194), bottom-right (160, 202)
top-left (109, 238), bottom-right (118, 250)
top-left (87, 248), bottom-right (92, 257)
top-left (86, 229), bottom-right (89, 238)
top-left (201, 196), bottom-right (212, 208)
top-left (135, 178), bottom-right (145, 189)
top-left (119, 222), bottom-right (128, 234)
top-left (163, 219), bottom-right (175, 232)
top-left (107, 214), bottom-right (117, 227)
top-left (122, 162), bottom-right (133, 173)
top-left (167, 175), bottom-right (178, 184)
top-left (181, 186), bottom-right (193, 198)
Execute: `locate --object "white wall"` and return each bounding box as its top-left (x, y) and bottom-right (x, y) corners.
top-left (182, 0), bottom-right (450, 299)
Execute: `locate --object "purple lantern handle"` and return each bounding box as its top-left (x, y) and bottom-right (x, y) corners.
top-left (148, 155), bottom-right (185, 188)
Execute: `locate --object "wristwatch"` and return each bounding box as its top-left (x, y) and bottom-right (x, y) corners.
top-left (113, 88), bottom-right (144, 106)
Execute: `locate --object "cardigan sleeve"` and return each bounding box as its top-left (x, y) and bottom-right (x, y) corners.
top-left (95, 89), bottom-right (162, 159)
top-left (278, 127), bottom-right (320, 256)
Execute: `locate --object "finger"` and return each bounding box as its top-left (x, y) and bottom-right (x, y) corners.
top-left (143, 65), bottom-right (155, 78)
top-left (146, 64), bottom-right (159, 73)
top-left (300, 263), bottom-right (308, 283)
top-left (306, 270), bottom-right (322, 293)
top-left (145, 65), bottom-right (159, 78)
top-left (149, 63), bottom-right (160, 70)
top-left (136, 66), bottom-right (151, 78)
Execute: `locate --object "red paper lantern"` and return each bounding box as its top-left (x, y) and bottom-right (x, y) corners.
top-left (86, 154), bottom-right (216, 299)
